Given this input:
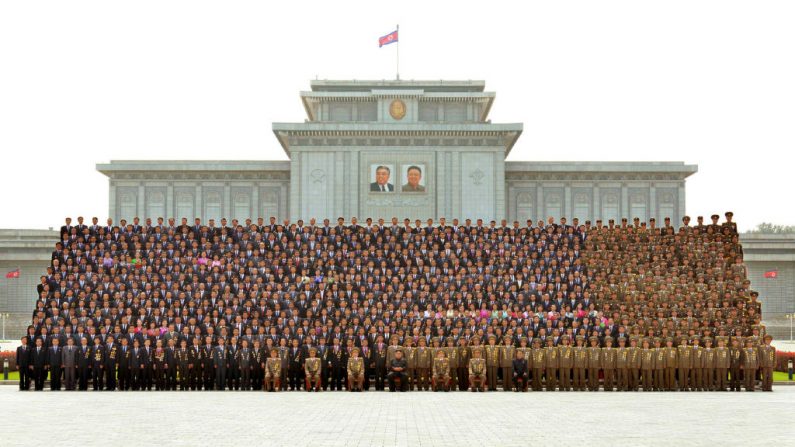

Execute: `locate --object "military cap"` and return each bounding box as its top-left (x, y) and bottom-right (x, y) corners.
top-left (575, 335), bottom-right (585, 341)
top-left (585, 220), bottom-right (591, 225)
top-left (488, 334), bottom-right (496, 340)
top-left (703, 337), bottom-right (713, 344)
top-left (618, 337), bottom-right (627, 344)
top-left (351, 347), bottom-right (360, 354)
top-left (608, 219), bottom-right (615, 223)
top-left (653, 337), bottom-right (662, 344)
top-left (532, 338), bottom-right (542, 345)
top-left (744, 338), bottom-right (755, 345)
top-left (665, 337), bottom-right (674, 343)
top-left (604, 337), bottom-right (614, 344)
top-left (432, 337), bottom-right (441, 344)
top-left (471, 347), bottom-right (484, 355)
top-left (309, 347), bottom-right (318, 353)
top-left (725, 211), bottom-right (733, 217)
top-left (622, 217), bottom-right (628, 222)
top-left (711, 214), bottom-right (719, 219)
top-left (588, 335), bottom-right (599, 343)
top-left (545, 337), bottom-right (554, 344)
top-left (650, 217), bottom-right (656, 222)
top-left (751, 291), bottom-right (759, 297)
top-left (678, 336), bottom-right (689, 343)
top-left (560, 335), bottom-right (570, 341)
top-left (519, 337), bottom-right (528, 343)
top-left (633, 217), bottom-right (640, 221)
top-left (690, 336), bottom-right (701, 343)
top-left (629, 336), bottom-right (639, 344)
top-left (764, 334), bottom-right (773, 341)
top-left (664, 216), bottom-right (671, 221)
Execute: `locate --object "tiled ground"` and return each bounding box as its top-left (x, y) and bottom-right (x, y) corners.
top-left (1, 386), bottom-right (792, 446)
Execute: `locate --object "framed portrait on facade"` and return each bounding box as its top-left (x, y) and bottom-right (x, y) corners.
top-left (401, 164), bottom-right (426, 193)
top-left (369, 164), bottom-right (395, 192)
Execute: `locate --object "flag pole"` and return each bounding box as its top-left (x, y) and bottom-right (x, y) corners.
top-left (396, 24), bottom-right (400, 80)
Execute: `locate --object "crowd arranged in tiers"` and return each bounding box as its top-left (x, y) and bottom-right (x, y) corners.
top-left (16, 212), bottom-right (776, 392)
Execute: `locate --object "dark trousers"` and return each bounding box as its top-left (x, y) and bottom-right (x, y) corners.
top-left (33, 367), bottom-right (46, 390)
top-left (130, 367), bottom-right (141, 390)
top-left (49, 367), bottom-right (62, 390)
top-left (240, 366), bottom-right (251, 389)
top-left (78, 366), bottom-right (90, 390)
top-left (191, 365), bottom-right (204, 390)
top-left (604, 369), bottom-right (615, 391)
top-left (118, 367), bottom-right (130, 390)
top-left (19, 367), bottom-right (31, 390)
top-left (588, 368), bottom-right (599, 391)
top-left (215, 365), bottom-right (227, 390)
top-left (154, 366), bottom-right (167, 390)
top-left (204, 364), bottom-right (215, 390)
top-left (387, 371), bottom-right (407, 391)
top-left (457, 367), bottom-right (469, 391)
top-left (179, 366), bottom-right (191, 390)
top-left (330, 366), bottom-right (345, 390)
top-left (92, 365), bottom-right (104, 390)
top-left (374, 365), bottom-right (387, 390)
top-left (167, 367), bottom-right (177, 390)
top-left (141, 366), bottom-right (153, 390)
top-left (501, 366), bottom-right (513, 391)
top-left (729, 367), bottom-right (742, 391)
top-left (105, 365), bottom-right (117, 390)
top-left (744, 367), bottom-right (757, 391)
top-left (288, 367), bottom-right (302, 390)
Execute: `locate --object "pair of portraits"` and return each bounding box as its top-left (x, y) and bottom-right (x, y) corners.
top-left (369, 164), bottom-right (426, 193)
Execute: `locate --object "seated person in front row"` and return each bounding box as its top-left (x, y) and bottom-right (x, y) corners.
top-left (468, 348), bottom-right (487, 392)
top-left (347, 347), bottom-right (365, 391)
top-left (304, 347), bottom-right (322, 392)
top-left (388, 350), bottom-right (408, 392)
top-left (432, 350), bottom-right (450, 392)
top-left (264, 349), bottom-right (281, 392)
top-left (513, 350), bottom-right (528, 392)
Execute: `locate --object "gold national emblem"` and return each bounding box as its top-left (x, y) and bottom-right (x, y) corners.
top-left (389, 99), bottom-right (406, 120)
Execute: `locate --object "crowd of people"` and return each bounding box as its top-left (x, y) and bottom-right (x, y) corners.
top-left (15, 212), bottom-right (776, 392)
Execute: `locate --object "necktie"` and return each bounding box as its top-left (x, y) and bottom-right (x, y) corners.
top-left (381, 185), bottom-right (385, 192)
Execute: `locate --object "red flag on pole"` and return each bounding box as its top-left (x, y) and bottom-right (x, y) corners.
top-left (5, 268), bottom-right (20, 279)
top-left (379, 29), bottom-right (398, 47)
top-left (763, 270), bottom-right (777, 279)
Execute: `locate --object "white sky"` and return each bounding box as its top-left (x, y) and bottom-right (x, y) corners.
top-left (1, 1), bottom-right (792, 232)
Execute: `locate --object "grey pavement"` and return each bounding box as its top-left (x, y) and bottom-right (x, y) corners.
top-left (1, 387), bottom-right (792, 446)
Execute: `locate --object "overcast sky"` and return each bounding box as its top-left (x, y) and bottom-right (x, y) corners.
top-left (1, 1), bottom-right (792, 232)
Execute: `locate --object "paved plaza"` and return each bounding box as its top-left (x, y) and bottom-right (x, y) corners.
top-left (1, 386), bottom-right (792, 446)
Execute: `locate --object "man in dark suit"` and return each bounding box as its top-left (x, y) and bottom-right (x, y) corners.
top-left (30, 338), bottom-right (48, 391)
top-left (370, 165), bottom-right (394, 192)
top-left (76, 337), bottom-right (92, 390)
top-left (47, 338), bottom-right (63, 390)
top-left (117, 337), bottom-right (132, 390)
top-left (287, 338), bottom-right (304, 390)
top-left (16, 336), bottom-right (31, 390)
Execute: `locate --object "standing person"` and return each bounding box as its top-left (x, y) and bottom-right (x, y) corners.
top-left (166, 338), bottom-right (178, 391)
top-left (153, 340), bottom-right (168, 391)
top-left (415, 338), bottom-right (432, 391)
top-left (16, 336), bottom-right (31, 391)
top-left (601, 337), bottom-right (617, 391)
top-left (237, 339), bottom-right (253, 391)
top-left (557, 335), bottom-right (573, 391)
top-left (61, 337), bottom-right (78, 391)
top-left (690, 337), bottom-right (704, 392)
top-left (251, 340), bottom-right (264, 391)
top-left (443, 337), bottom-right (459, 391)
top-left (329, 338), bottom-right (346, 391)
top-left (640, 338), bottom-right (654, 391)
top-left (226, 337), bottom-right (240, 391)
top-left (628, 337), bottom-right (642, 391)
top-left (759, 334), bottom-right (776, 392)
top-left (677, 337), bottom-right (692, 391)
top-left (47, 338), bottom-right (63, 391)
top-left (117, 338), bottom-right (132, 391)
top-left (278, 338), bottom-right (290, 391)
top-left (714, 337), bottom-right (730, 391)
top-left (615, 337), bottom-right (629, 391)
top-left (499, 336), bottom-right (515, 392)
top-left (484, 335), bottom-right (500, 391)
top-left (403, 338), bottom-right (418, 391)
top-left (663, 337), bottom-right (678, 391)
top-left (456, 337), bottom-right (471, 391)
top-left (30, 338), bottom-right (47, 391)
top-left (317, 338), bottom-right (331, 391)
top-left (360, 338), bottom-right (373, 391)
top-left (104, 336), bottom-right (118, 391)
top-left (729, 337), bottom-right (743, 392)
top-left (176, 339), bottom-right (192, 391)
top-left (213, 338), bottom-right (228, 391)
top-left (203, 336), bottom-right (215, 391)
top-left (288, 338), bottom-right (304, 391)
top-left (91, 337), bottom-right (105, 391)
top-left (586, 336), bottom-right (601, 391)
top-left (373, 336), bottom-right (388, 391)
top-left (141, 339), bottom-right (154, 391)
top-left (544, 337), bottom-right (560, 392)
top-left (129, 339), bottom-right (143, 391)
top-left (653, 338), bottom-right (666, 391)
top-left (742, 339), bottom-right (759, 391)
top-left (77, 337), bottom-right (92, 391)
top-left (571, 336), bottom-right (586, 391)
top-left (190, 338), bottom-right (204, 391)
top-left (702, 337), bottom-right (716, 391)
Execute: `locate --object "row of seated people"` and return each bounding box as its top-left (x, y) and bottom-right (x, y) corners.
top-left (17, 332), bottom-right (775, 392)
top-left (21, 212), bottom-right (767, 393)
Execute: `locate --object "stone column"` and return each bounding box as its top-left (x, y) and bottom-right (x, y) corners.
top-left (536, 184), bottom-right (544, 222)
top-left (564, 183), bottom-right (572, 220)
top-left (649, 183), bottom-right (657, 224)
top-left (137, 184), bottom-right (146, 220)
top-left (592, 184), bottom-right (600, 222)
top-left (289, 153), bottom-right (300, 221)
top-left (109, 181), bottom-right (117, 223)
top-left (166, 183), bottom-right (174, 220)
top-left (223, 183), bottom-right (231, 221)
top-left (195, 185), bottom-right (202, 221)
top-left (678, 181), bottom-right (686, 224)
top-left (620, 183), bottom-right (628, 219)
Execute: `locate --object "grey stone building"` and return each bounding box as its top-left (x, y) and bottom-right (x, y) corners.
top-left (98, 80), bottom-right (696, 225)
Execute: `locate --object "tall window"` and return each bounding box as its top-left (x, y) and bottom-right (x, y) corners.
top-left (204, 191), bottom-right (222, 222)
top-left (146, 190), bottom-right (165, 221)
top-left (572, 192), bottom-right (590, 221)
top-left (119, 191), bottom-right (137, 222)
top-left (175, 192), bottom-right (194, 220)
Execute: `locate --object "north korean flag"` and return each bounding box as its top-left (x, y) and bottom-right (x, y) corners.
top-left (379, 30), bottom-right (398, 47)
top-left (5, 268), bottom-right (20, 279)
top-left (763, 270), bottom-right (778, 279)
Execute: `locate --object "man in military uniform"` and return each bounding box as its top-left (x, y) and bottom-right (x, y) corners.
top-left (729, 337), bottom-right (743, 391)
top-left (544, 337), bottom-right (559, 391)
top-left (663, 337), bottom-right (678, 391)
top-left (190, 338), bottom-right (204, 390)
top-left (484, 335), bottom-right (500, 391)
top-left (742, 338), bottom-right (759, 391)
top-left (176, 339), bottom-right (192, 391)
top-left (456, 337), bottom-right (471, 391)
top-left (602, 337), bottom-right (617, 391)
top-left (640, 338), bottom-right (654, 391)
top-left (443, 337), bottom-right (459, 391)
top-left (403, 338), bottom-right (417, 391)
top-left (676, 336), bottom-right (692, 391)
top-left (431, 349), bottom-right (450, 391)
top-left (498, 336), bottom-right (515, 391)
top-left (759, 334), bottom-right (776, 391)
top-left (615, 337), bottom-right (629, 391)
top-left (557, 335), bottom-right (573, 391)
top-left (702, 337), bottom-right (716, 391)
top-left (304, 347), bottom-right (322, 391)
top-left (586, 336), bottom-right (601, 391)
top-left (532, 338), bottom-right (547, 391)
top-left (373, 336), bottom-right (388, 391)
top-left (653, 338), bottom-right (666, 391)
top-left (468, 347), bottom-right (487, 392)
top-left (91, 336), bottom-right (105, 391)
top-left (415, 337), bottom-right (432, 391)
top-left (628, 336), bottom-right (642, 391)
top-left (347, 347), bottom-right (365, 391)
top-left (572, 335), bottom-right (587, 391)
top-left (264, 348), bottom-right (281, 391)
top-left (715, 336), bottom-right (730, 391)
top-left (690, 337), bottom-right (704, 391)
top-left (202, 336), bottom-right (215, 391)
